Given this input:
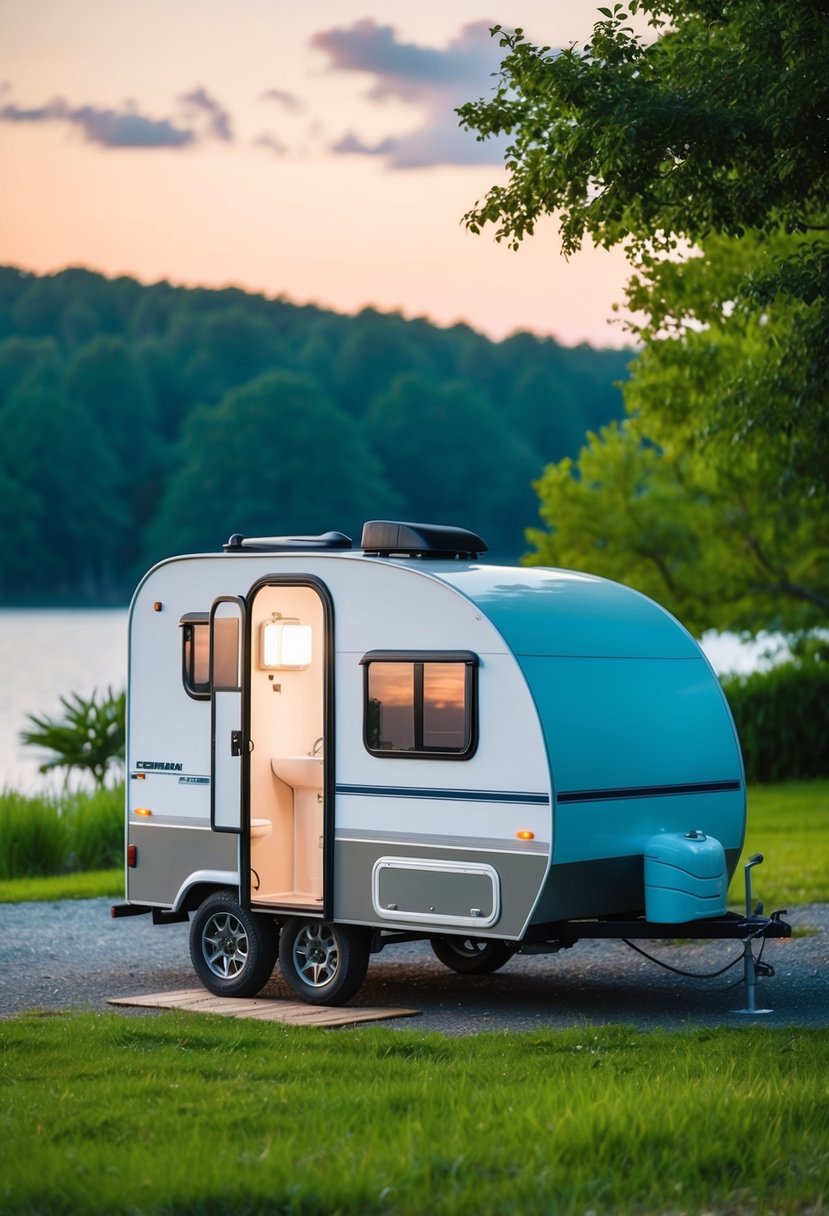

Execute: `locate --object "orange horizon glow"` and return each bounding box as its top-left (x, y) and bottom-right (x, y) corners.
top-left (1, 1), bottom-right (637, 349)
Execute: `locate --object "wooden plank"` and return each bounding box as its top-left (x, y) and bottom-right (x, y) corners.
top-left (107, 989), bottom-right (420, 1027)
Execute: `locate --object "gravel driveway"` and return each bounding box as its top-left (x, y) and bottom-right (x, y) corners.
top-left (1, 898), bottom-right (825, 1033)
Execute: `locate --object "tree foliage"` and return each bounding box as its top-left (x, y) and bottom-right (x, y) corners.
top-left (0, 266), bottom-right (627, 601)
top-left (459, 1), bottom-right (828, 254)
top-left (147, 371), bottom-right (401, 555)
top-left (459, 0), bottom-right (829, 635)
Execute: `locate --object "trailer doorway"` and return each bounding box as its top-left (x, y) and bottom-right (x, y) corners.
top-left (247, 579), bottom-right (332, 915)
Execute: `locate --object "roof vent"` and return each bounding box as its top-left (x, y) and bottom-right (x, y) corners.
top-left (223, 531), bottom-right (352, 553)
top-left (360, 520), bottom-right (488, 559)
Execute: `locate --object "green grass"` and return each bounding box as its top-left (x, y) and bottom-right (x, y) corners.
top-left (0, 1014), bottom-right (826, 1215)
top-left (0, 784), bottom-right (123, 881)
top-left (0, 868), bottom-right (122, 903)
top-left (731, 779), bottom-right (829, 909)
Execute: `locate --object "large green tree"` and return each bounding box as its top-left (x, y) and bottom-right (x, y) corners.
top-left (458, 0), bottom-right (829, 634)
top-left (0, 345), bottom-right (127, 599)
top-left (146, 370), bottom-right (401, 561)
top-left (365, 372), bottom-right (539, 555)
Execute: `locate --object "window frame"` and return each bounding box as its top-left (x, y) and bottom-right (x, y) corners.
top-left (360, 649), bottom-right (479, 760)
top-left (180, 612), bottom-right (211, 700)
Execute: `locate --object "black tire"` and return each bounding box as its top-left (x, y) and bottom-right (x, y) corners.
top-left (190, 889), bottom-right (279, 998)
top-left (430, 936), bottom-right (514, 975)
top-left (278, 918), bottom-right (370, 1006)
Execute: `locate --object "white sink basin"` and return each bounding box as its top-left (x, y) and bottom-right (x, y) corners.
top-left (271, 755), bottom-right (323, 789)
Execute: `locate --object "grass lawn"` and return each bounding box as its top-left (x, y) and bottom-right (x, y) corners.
top-left (733, 780), bottom-right (829, 909)
top-left (1, 1012), bottom-right (827, 1216)
top-left (1, 783), bottom-right (826, 1214)
top-left (0, 868), bottom-right (121, 903)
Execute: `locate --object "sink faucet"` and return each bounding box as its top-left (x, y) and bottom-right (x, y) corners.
top-left (311, 736), bottom-right (323, 756)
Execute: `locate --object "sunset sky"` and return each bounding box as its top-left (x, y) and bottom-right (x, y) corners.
top-left (2, 0), bottom-right (636, 347)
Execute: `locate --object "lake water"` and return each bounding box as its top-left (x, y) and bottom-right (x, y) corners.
top-left (0, 609), bottom-right (128, 792)
top-left (0, 608), bottom-right (787, 793)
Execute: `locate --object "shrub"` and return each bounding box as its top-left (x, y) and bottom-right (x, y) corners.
top-left (20, 687), bottom-right (125, 789)
top-left (62, 785), bottom-right (124, 871)
top-left (0, 791), bottom-right (68, 879)
top-left (722, 647), bottom-right (829, 783)
top-left (0, 784), bottom-right (124, 880)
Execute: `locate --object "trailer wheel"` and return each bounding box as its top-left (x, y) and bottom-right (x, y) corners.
top-left (278, 919), bottom-right (370, 1006)
top-left (190, 890), bottom-right (278, 998)
top-left (431, 936), bottom-right (514, 975)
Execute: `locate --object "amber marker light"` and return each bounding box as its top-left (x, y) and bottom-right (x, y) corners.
top-left (134, 807), bottom-right (153, 817)
top-left (516, 829), bottom-right (535, 840)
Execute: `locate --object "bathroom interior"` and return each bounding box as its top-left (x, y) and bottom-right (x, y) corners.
top-left (247, 583), bottom-right (326, 908)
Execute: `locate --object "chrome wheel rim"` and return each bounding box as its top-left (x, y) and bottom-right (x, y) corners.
top-left (293, 923), bottom-right (339, 989)
top-left (202, 911), bottom-right (249, 979)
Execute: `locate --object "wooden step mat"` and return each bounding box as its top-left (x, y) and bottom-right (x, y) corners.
top-left (108, 988), bottom-right (420, 1027)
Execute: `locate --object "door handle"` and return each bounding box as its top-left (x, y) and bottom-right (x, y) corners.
top-left (230, 730), bottom-right (243, 757)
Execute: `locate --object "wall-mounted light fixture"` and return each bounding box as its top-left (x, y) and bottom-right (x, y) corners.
top-left (259, 618), bottom-right (312, 670)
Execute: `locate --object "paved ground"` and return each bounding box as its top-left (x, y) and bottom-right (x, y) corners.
top-left (1, 898), bottom-right (825, 1033)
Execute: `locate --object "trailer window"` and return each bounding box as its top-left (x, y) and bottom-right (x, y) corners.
top-left (361, 651), bottom-right (478, 759)
top-left (181, 614), bottom-right (210, 700)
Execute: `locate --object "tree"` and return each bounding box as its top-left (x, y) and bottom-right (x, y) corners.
top-left (459, 2), bottom-right (828, 256)
top-left (145, 370), bottom-right (401, 562)
top-left (365, 372), bottom-right (538, 555)
top-left (458, 0), bottom-right (829, 634)
top-left (64, 336), bottom-right (158, 473)
top-left (332, 310), bottom-right (436, 416)
top-left (179, 306), bottom-right (282, 404)
top-left (0, 346), bottom-right (128, 600)
top-left (0, 265), bottom-right (629, 599)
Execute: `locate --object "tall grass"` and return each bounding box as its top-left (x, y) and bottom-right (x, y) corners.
top-left (0, 784), bottom-right (123, 880)
top-left (1, 1014), bottom-right (827, 1215)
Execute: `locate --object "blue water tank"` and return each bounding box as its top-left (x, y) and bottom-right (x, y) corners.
top-left (644, 830), bottom-right (728, 923)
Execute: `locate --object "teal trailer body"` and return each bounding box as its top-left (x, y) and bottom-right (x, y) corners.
top-left (437, 564), bottom-right (745, 924)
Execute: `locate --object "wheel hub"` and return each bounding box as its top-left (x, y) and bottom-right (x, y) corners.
top-left (293, 925), bottom-right (339, 988)
top-left (202, 911), bottom-right (249, 979)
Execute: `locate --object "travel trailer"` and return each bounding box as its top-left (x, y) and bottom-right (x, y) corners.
top-left (113, 521), bottom-right (789, 1007)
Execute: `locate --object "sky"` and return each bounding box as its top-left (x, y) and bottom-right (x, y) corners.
top-left (1, 0), bottom-right (636, 348)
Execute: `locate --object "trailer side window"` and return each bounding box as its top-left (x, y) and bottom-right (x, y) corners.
top-left (361, 651), bottom-right (478, 759)
top-left (181, 613), bottom-right (210, 700)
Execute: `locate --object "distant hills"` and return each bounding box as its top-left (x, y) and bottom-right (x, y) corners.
top-left (0, 265), bottom-right (629, 603)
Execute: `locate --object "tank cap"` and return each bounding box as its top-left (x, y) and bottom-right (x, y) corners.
top-left (683, 829), bottom-right (707, 840)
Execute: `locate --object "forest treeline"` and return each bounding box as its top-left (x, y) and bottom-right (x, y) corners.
top-left (0, 265), bottom-right (628, 603)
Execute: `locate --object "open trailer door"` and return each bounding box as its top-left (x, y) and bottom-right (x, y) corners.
top-left (210, 596), bottom-right (248, 836)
